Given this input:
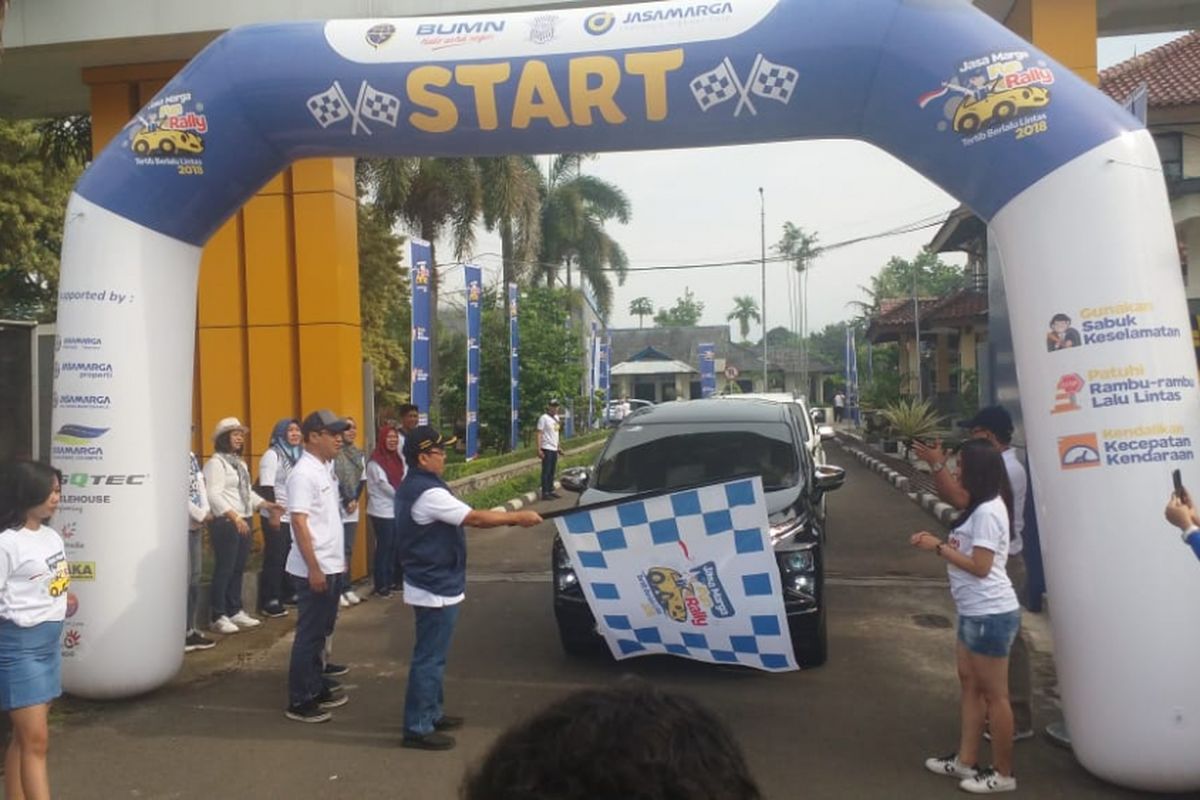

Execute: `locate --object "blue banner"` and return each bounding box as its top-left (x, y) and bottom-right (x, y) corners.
top-left (410, 238), bottom-right (432, 425)
top-left (598, 336), bottom-right (610, 414)
top-left (508, 282), bottom-right (519, 451)
top-left (588, 322), bottom-right (597, 429)
top-left (699, 343), bottom-right (716, 398)
top-left (845, 327), bottom-right (861, 426)
top-left (465, 265), bottom-right (481, 459)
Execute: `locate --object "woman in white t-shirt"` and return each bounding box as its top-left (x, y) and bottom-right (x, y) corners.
top-left (0, 461), bottom-right (68, 799)
top-left (910, 439), bottom-right (1020, 795)
top-left (366, 425), bottom-right (404, 597)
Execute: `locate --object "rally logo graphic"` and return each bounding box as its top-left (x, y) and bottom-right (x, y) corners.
top-left (415, 264), bottom-right (431, 285)
top-left (307, 80), bottom-right (401, 136)
top-left (639, 561), bottom-right (734, 626)
top-left (47, 553), bottom-right (70, 598)
top-left (468, 280), bottom-right (481, 303)
top-left (919, 51), bottom-right (1054, 144)
top-left (54, 424), bottom-right (109, 446)
top-left (129, 91), bottom-right (208, 175)
top-left (584, 11), bottom-right (615, 35)
top-left (691, 54), bottom-right (799, 117)
top-left (365, 22), bottom-right (395, 48)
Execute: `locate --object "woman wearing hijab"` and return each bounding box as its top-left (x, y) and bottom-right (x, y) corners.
top-left (257, 418), bottom-right (302, 618)
top-left (366, 425), bottom-right (404, 597)
top-left (334, 417), bottom-right (367, 608)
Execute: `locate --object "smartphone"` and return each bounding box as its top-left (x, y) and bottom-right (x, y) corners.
top-left (1173, 469), bottom-right (1188, 503)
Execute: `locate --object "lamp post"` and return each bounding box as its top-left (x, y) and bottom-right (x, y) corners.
top-left (759, 187), bottom-right (767, 390)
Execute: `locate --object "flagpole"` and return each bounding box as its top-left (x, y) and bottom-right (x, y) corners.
top-left (759, 187), bottom-right (767, 390)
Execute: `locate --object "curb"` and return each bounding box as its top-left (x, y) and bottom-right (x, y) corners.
top-left (836, 438), bottom-right (958, 526)
top-left (489, 480), bottom-right (562, 513)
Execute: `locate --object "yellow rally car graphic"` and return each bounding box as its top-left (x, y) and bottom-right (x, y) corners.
top-left (952, 84), bottom-right (1049, 134)
top-left (639, 562), bottom-right (735, 626)
top-left (131, 127), bottom-right (205, 156)
top-left (47, 553), bottom-right (71, 598)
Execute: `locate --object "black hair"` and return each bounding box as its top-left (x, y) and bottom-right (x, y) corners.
top-left (1050, 313), bottom-right (1072, 326)
top-left (952, 439), bottom-right (1014, 536)
top-left (460, 682), bottom-right (762, 800)
top-left (399, 404), bottom-right (419, 416)
top-left (214, 430), bottom-right (240, 455)
top-left (0, 461), bottom-right (64, 531)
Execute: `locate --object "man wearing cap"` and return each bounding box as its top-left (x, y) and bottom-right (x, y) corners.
top-left (395, 426), bottom-right (542, 750)
top-left (912, 405), bottom-right (1034, 741)
top-left (284, 409), bottom-right (353, 723)
top-left (537, 399), bottom-right (565, 501)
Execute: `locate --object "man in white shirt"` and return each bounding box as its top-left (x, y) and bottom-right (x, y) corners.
top-left (394, 426), bottom-right (541, 750)
top-left (912, 405), bottom-right (1033, 741)
top-left (284, 409), bottom-right (352, 724)
top-left (537, 399), bottom-right (564, 500)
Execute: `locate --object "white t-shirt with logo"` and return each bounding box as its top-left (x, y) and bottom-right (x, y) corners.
top-left (946, 496), bottom-right (1019, 617)
top-left (0, 526), bottom-right (69, 627)
top-left (1002, 448), bottom-right (1027, 556)
top-left (402, 487), bottom-right (471, 608)
top-left (537, 413), bottom-right (560, 451)
top-left (285, 452), bottom-right (346, 578)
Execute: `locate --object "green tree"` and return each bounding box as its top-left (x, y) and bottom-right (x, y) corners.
top-left (654, 287), bottom-right (704, 327)
top-left (477, 155), bottom-right (542, 287)
top-left (0, 119), bottom-right (81, 321)
top-left (761, 325), bottom-right (802, 349)
top-left (773, 222), bottom-right (822, 272)
top-left (629, 296), bottom-right (653, 328)
top-left (538, 154), bottom-right (630, 316)
top-left (357, 204), bottom-right (410, 412)
top-left (726, 295), bottom-right (761, 341)
top-left (805, 321), bottom-right (848, 372)
top-left (866, 249), bottom-right (966, 304)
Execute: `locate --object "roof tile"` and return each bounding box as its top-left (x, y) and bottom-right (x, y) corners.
top-left (1099, 31), bottom-right (1200, 109)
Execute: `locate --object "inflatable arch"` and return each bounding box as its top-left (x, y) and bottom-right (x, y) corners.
top-left (54, 0), bottom-right (1199, 790)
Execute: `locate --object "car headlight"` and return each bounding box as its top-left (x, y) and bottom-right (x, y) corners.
top-left (555, 570), bottom-right (579, 592)
top-left (779, 550), bottom-right (815, 573)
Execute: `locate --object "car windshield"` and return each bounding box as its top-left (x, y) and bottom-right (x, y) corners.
top-left (592, 421), bottom-right (800, 493)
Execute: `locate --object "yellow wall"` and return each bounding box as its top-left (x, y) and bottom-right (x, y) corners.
top-left (1007, 0), bottom-right (1098, 86)
top-left (84, 63), bottom-right (369, 578)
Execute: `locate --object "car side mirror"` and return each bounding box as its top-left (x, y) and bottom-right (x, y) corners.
top-left (817, 424), bottom-right (835, 441)
top-left (810, 408), bottom-right (826, 424)
top-left (813, 464), bottom-right (846, 493)
top-left (560, 466), bottom-right (591, 492)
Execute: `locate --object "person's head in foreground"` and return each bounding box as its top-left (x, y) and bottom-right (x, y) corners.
top-left (460, 682), bottom-right (762, 800)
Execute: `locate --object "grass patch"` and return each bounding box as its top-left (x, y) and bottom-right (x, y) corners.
top-left (443, 429), bottom-right (609, 482)
top-left (460, 448), bottom-right (600, 510)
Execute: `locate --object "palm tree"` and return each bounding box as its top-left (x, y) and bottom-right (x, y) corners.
top-left (774, 222), bottom-right (822, 391)
top-left (538, 154), bottom-right (630, 317)
top-left (476, 155), bottom-right (543, 288)
top-left (629, 296), bottom-right (654, 328)
top-left (727, 295), bottom-right (761, 341)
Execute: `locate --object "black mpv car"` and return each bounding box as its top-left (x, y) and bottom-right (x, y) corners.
top-left (553, 399), bottom-right (845, 667)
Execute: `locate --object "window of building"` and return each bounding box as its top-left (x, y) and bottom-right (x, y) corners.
top-left (1154, 132), bottom-right (1183, 181)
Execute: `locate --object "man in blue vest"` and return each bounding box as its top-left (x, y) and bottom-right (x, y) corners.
top-left (395, 426), bottom-right (542, 750)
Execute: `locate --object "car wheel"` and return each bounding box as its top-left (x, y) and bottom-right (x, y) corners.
top-left (792, 606), bottom-right (827, 668)
top-left (133, 140), bottom-right (150, 155)
top-left (557, 622), bottom-right (604, 658)
top-left (957, 113), bottom-right (980, 133)
top-left (995, 101), bottom-right (1016, 119)
top-left (160, 139), bottom-right (176, 154)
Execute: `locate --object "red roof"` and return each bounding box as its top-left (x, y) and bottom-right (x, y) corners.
top-left (865, 289), bottom-right (987, 342)
top-left (1099, 31), bottom-right (1200, 109)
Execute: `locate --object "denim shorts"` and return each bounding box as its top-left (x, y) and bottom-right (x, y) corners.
top-left (957, 609), bottom-right (1021, 658)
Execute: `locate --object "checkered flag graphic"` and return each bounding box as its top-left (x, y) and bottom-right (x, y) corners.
top-left (751, 57), bottom-right (799, 104)
top-left (360, 83), bottom-right (401, 128)
top-left (306, 84), bottom-right (351, 128)
top-left (690, 62), bottom-right (738, 112)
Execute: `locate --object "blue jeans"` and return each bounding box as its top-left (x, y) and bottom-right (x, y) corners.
top-left (540, 449), bottom-right (558, 496)
top-left (209, 516), bottom-right (250, 620)
top-left (187, 527), bottom-right (202, 631)
top-left (403, 603), bottom-right (461, 735)
top-left (287, 572), bottom-right (344, 707)
top-left (958, 609), bottom-right (1021, 658)
top-left (342, 521), bottom-right (358, 580)
top-left (370, 515), bottom-right (396, 593)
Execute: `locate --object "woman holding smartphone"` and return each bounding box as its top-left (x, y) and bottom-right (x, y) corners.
top-left (0, 461), bottom-right (68, 800)
top-left (911, 439), bottom-right (1020, 794)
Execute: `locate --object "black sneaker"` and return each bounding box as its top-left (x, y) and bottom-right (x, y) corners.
top-left (323, 678), bottom-right (343, 694)
top-left (401, 730), bottom-right (456, 750)
top-left (323, 662), bottom-right (349, 677)
top-left (434, 715), bottom-right (464, 731)
top-left (285, 701), bottom-right (331, 723)
top-left (283, 594), bottom-right (300, 606)
top-left (184, 631), bottom-right (216, 652)
top-left (316, 689), bottom-right (349, 709)
top-left (260, 602), bottom-right (288, 619)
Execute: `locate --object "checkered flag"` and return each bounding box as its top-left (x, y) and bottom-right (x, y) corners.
top-left (360, 83), bottom-right (401, 128)
top-left (307, 83), bottom-right (351, 128)
top-left (750, 57), bottom-right (799, 104)
top-left (690, 61), bottom-right (739, 112)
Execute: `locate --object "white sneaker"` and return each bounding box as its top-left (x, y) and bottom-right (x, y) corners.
top-left (960, 767), bottom-right (1016, 794)
top-left (344, 591), bottom-right (362, 606)
top-left (339, 593), bottom-right (350, 608)
top-left (924, 753), bottom-right (976, 779)
top-left (210, 616), bottom-right (239, 635)
top-left (229, 610), bottom-right (261, 628)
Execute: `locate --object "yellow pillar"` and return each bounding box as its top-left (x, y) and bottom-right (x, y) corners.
top-left (84, 64), bottom-right (368, 578)
top-left (1007, 0), bottom-right (1098, 85)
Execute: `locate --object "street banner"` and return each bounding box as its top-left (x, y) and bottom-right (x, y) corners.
top-left (845, 326), bottom-right (861, 426)
top-left (553, 476), bottom-right (797, 672)
top-left (598, 336), bottom-right (610, 413)
top-left (699, 343), bottom-right (716, 398)
top-left (508, 282), bottom-right (519, 451)
top-left (410, 238), bottom-right (432, 426)
top-left (464, 265), bottom-right (481, 460)
top-left (588, 321), bottom-right (598, 428)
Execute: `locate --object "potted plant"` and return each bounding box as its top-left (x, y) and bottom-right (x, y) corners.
top-left (879, 397), bottom-right (943, 456)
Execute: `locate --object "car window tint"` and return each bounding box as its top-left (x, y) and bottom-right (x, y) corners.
top-left (593, 422), bottom-right (799, 493)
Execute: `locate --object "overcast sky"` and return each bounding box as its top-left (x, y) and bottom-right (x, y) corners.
top-left (452, 31), bottom-right (1187, 340)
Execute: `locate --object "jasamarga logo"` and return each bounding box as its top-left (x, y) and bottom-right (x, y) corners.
top-left (58, 336), bottom-right (103, 351)
top-left (52, 425), bottom-right (109, 460)
top-left (53, 394), bottom-right (112, 410)
top-left (623, 2), bottom-right (733, 25)
top-left (58, 361), bottom-right (114, 379)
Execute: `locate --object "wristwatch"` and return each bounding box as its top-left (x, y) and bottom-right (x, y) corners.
top-left (931, 462), bottom-right (945, 473)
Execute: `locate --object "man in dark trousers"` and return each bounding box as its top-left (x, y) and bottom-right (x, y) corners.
top-left (395, 426), bottom-right (542, 750)
top-left (537, 399), bottom-right (564, 500)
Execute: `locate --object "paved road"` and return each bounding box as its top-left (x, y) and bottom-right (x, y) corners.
top-left (43, 447), bottom-right (1147, 799)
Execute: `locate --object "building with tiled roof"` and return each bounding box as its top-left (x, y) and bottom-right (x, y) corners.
top-left (1099, 30), bottom-right (1200, 108)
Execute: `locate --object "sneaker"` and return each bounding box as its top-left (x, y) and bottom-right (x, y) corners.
top-left (316, 688), bottom-right (349, 709)
top-left (184, 631), bottom-right (216, 652)
top-left (960, 767), bottom-right (1016, 794)
top-left (343, 591), bottom-right (362, 606)
top-left (401, 730), bottom-right (456, 751)
top-left (229, 610), bottom-right (261, 628)
top-left (283, 594), bottom-right (300, 606)
top-left (285, 701), bottom-right (332, 724)
top-left (983, 728), bottom-right (1035, 743)
top-left (372, 589), bottom-right (392, 599)
top-left (339, 594), bottom-right (350, 608)
top-left (260, 602), bottom-right (288, 619)
top-left (323, 662), bottom-right (350, 677)
top-left (322, 678), bottom-right (344, 695)
top-left (210, 616), bottom-right (239, 635)
top-left (434, 715), bottom-right (464, 731)
top-left (924, 753), bottom-right (976, 779)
